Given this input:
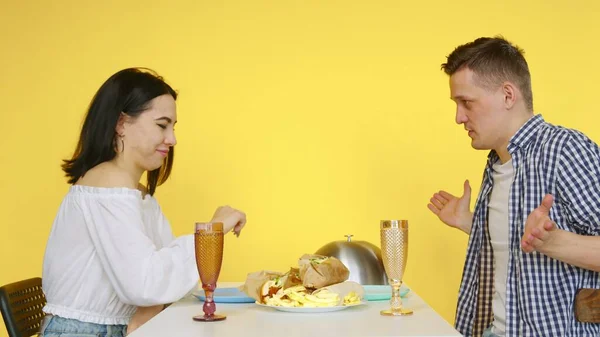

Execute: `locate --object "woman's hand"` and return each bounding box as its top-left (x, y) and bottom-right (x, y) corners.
top-left (210, 206), bottom-right (247, 237)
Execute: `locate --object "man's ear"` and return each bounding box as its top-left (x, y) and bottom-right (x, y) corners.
top-left (502, 82), bottom-right (518, 110)
top-left (116, 112), bottom-right (128, 136)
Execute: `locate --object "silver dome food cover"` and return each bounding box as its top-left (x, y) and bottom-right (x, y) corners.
top-left (315, 235), bottom-right (388, 285)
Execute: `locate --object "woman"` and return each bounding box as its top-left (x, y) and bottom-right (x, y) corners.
top-left (40, 68), bottom-right (247, 336)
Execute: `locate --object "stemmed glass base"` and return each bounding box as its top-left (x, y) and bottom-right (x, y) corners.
top-left (193, 314), bottom-right (226, 322)
top-left (380, 308), bottom-right (413, 316)
top-left (192, 313), bottom-right (226, 321)
top-left (380, 279), bottom-right (413, 316)
top-left (193, 283), bottom-right (227, 322)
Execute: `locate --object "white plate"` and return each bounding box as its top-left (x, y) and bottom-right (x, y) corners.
top-left (255, 301), bottom-right (366, 313)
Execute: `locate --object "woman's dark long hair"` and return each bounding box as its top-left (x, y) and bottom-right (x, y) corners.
top-left (62, 67), bottom-right (177, 195)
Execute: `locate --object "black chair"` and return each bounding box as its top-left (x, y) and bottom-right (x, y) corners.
top-left (0, 277), bottom-right (46, 337)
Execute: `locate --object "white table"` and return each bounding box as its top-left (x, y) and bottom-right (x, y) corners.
top-left (129, 282), bottom-right (462, 337)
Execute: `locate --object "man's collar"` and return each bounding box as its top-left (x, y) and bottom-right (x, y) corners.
top-left (508, 114), bottom-right (545, 152)
top-left (485, 114), bottom-right (545, 165)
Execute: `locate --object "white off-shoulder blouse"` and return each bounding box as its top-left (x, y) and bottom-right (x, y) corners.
top-left (41, 185), bottom-right (198, 325)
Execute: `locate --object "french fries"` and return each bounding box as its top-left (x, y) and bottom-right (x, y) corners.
top-left (263, 285), bottom-right (361, 308)
top-left (343, 291), bottom-right (361, 305)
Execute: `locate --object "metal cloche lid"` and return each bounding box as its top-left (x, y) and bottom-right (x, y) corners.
top-left (315, 235), bottom-right (388, 285)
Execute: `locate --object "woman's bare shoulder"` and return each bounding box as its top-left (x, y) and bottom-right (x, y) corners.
top-left (75, 162), bottom-right (137, 189)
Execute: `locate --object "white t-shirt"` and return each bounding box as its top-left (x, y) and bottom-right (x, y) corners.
top-left (42, 185), bottom-right (198, 325)
top-left (488, 159), bottom-right (514, 336)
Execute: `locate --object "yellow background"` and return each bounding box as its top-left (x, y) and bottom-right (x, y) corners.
top-left (1, 1), bottom-right (599, 335)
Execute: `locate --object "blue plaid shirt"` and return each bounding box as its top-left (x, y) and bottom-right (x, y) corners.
top-left (455, 114), bottom-right (600, 337)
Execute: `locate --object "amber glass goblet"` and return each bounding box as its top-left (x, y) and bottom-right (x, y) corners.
top-left (193, 222), bottom-right (226, 322)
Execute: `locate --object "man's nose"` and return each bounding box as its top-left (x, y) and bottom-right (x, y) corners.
top-left (455, 108), bottom-right (467, 125)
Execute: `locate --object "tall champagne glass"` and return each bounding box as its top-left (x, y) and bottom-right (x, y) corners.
top-left (193, 222), bottom-right (226, 321)
top-left (380, 220), bottom-right (413, 316)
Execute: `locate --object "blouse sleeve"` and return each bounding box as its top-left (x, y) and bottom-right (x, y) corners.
top-left (154, 203), bottom-right (178, 248)
top-left (80, 193), bottom-right (199, 306)
top-left (155, 200), bottom-right (199, 298)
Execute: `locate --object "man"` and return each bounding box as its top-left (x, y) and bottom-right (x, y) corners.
top-left (427, 36), bottom-right (600, 337)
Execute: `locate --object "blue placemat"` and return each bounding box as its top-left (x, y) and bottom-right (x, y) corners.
top-left (193, 285), bottom-right (409, 303)
top-left (193, 287), bottom-right (255, 303)
top-left (363, 285), bottom-right (410, 301)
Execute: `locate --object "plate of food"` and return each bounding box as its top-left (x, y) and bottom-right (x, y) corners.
top-left (255, 300), bottom-right (366, 313)
top-left (192, 287), bottom-right (255, 303)
top-left (239, 254), bottom-right (367, 313)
